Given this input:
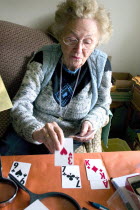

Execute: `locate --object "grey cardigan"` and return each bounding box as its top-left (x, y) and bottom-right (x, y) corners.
top-left (11, 44), bottom-right (112, 145)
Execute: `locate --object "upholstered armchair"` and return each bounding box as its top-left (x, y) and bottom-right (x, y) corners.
top-left (0, 20), bottom-right (54, 138)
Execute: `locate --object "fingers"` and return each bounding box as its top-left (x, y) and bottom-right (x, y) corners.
top-left (44, 139), bottom-right (55, 154)
top-left (44, 122), bottom-right (64, 151)
top-left (71, 121), bottom-right (95, 142)
top-left (32, 122), bottom-right (64, 153)
top-left (80, 121), bottom-right (93, 136)
top-left (42, 128), bottom-right (55, 153)
top-left (54, 125), bottom-right (64, 146)
top-left (71, 130), bottom-right (95, 142)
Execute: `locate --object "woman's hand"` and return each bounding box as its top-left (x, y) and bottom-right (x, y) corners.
top-left (71, 120), bottom-right (96, 142)
top-left (32, 122), bottom-right (64, 153)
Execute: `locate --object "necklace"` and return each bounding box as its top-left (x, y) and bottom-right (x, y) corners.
top-left (58, 60), bottom-right (81, 121)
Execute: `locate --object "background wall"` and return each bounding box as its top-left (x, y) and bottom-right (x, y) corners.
top-left (0, 0), bottom-right (140, 75)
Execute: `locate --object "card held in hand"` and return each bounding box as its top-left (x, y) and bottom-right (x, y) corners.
top-left (61, 166), bottom-right (82, 188)
top-left (55, 138), bottom-right (74, 166)
top-left (9, 161), bottom-right (31, 186)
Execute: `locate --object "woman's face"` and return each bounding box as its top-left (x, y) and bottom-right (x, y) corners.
top-left (59, 18), bottom-right (100, 71)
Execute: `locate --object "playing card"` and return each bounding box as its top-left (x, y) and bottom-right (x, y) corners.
top-left (71, 130), bottom-right (95, 139)
top-left (85, 159), bottom-right (110, 189)
top-left (61, 165), bottom-right (82, 188)
top-left (85, 159), bottom-right (108, 181)
top-left (90, 179), bottom-right (110, 189)
top-left (9, 161), bottom-right (31, 185)
top-left (24, 199), bottom-right (49, 210)
top-left (55, 138), bottom-right (73, 166)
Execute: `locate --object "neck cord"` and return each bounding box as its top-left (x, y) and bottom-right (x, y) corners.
top-left (59, 59), bottom-right (81, 120)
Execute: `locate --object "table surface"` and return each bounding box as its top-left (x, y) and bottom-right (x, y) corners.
top-left (1, 151), bottom-right (140, 210)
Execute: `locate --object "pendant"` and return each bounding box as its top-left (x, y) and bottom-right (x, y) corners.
top-left (58, 117), bottom-right (63, 121)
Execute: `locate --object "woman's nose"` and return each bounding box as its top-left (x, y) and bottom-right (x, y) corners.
top-left (74, 41), bottom-right (83, 53)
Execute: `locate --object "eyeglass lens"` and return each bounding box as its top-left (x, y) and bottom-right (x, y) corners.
top-left (63, 37), bottom-right (93, 49)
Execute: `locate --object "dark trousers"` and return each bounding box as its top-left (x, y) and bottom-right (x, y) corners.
top-left (0, 126), bottom-right (82, 156)
top-left (0, 126), bottom-right (50, 155)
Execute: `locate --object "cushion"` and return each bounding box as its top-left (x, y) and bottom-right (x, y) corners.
top-left (0, 20), bottom-right (54, 137)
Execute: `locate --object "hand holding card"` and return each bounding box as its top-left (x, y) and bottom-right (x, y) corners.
top-left (70, 130), bottom-right (95, 142)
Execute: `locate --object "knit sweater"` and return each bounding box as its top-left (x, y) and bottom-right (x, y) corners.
top-left (11, 44), bottom-right (112, 144)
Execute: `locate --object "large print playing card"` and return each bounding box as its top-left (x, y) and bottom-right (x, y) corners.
top-left (55, 138), bottom-right (73, 166)
top-left (24, 199), bottom-right (49, 210)
top-left (9, 161), bottom-right (31, 185)
top-left (85, 159), bottom-right (110, 189)
top-left (85, 159), bottom-right (108, 180)
top-left (90, 179), bottom-right (110, 189)
top-left (61, 166), bottom-right (82, 188)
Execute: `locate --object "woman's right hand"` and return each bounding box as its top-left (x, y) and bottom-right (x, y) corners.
top-left (32, 122), bottom-right (64, 153)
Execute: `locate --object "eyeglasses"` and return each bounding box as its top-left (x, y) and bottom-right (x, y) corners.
top-left (63, 37), bottom-right (95, 50)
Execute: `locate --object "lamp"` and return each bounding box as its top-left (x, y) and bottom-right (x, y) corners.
top-left (0, 76), bottom-right (12, 112)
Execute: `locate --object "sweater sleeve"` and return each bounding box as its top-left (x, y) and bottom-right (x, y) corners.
top-left (82, 59), bottom-right (112, 131)
top-left (10, 60), bottom-right (45, 144)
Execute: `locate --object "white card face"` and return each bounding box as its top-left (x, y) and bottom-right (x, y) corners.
top-left (9, 161), bottom-right (31, 185)
top-left (55, 138), bottom-right (74, 166)
top-left (85, 159), bottom-right (108, 180)
top-left (84, 159), bottom-right (110, 189)
top-left (24, 199), bottom-right (49, 210)
top-left (90, 179), bottom-right (110, 189)
top-left (61, 165), bottom-right (82, 188)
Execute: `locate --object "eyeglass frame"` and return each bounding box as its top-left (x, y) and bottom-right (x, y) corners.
top-left (62, 36), bottom-right (97, 50)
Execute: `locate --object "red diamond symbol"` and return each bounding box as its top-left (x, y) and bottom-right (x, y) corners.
top-left (92, 166), bottom-right (98, 172)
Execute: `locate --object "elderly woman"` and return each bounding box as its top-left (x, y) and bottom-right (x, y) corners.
top-left (1, 0), bottom-right (112, 155)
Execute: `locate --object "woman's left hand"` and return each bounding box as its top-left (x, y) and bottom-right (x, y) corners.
top-left (71, 120), bottom-right (96, 142)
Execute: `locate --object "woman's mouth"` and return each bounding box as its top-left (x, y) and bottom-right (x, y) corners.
top-left (72, 56), bottom-right (81, 60)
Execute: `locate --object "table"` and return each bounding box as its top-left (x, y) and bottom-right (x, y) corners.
top-left (1, 151), bottom-right (140, 210)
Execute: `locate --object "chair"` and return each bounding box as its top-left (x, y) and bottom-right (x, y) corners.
top-left (0, 20), bottom-right (53, 138)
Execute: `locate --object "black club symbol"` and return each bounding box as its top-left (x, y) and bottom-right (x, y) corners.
top-left (67, 173), bottom-right (75, 181)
